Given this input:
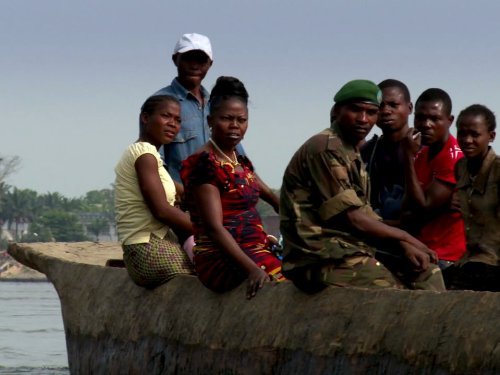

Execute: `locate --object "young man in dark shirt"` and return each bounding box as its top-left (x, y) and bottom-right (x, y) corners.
top-left (361, 79), bottom-right (413, 223)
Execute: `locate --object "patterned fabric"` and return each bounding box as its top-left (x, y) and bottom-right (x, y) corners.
top-left (181, 150), bottom-right (284, 292)
top-left (122, 231), bottom-right (194, 288)
top-left (413, 135), bottom-right (466, 261)
top-left (375, 251), bottom-right (445, 291)
top-left (194, 246), bottom-right (284, 293)
top-left (291, 253), bottom-right (445, 293)
top-left (290, 255), bottom-right (402, 293)
top-left (455, 147), bottom-right (500, 266)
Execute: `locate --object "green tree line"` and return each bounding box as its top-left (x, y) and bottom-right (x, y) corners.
top-left (0, 186), bottom-right (115, 246)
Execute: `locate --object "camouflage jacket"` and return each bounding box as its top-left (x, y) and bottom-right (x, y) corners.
top-left (280, 122), bottom-right (380, 274)
top-left (456, 147), bottom-right (500, 266)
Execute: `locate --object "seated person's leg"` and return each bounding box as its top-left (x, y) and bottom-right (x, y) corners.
top-left (123, 232), bottom-right (194, 288)
top-left (375, 249), bottom-right (445, 291)
top-left (194, 246), bottom-right (284, 293)
top-left (410, 264), bottom-right (445, 291)
top-left (291, 254), bottom-right (402, 293)
top-left (194, 250), bottom-right (246, 293)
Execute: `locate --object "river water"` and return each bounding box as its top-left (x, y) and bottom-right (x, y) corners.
top-left (0, 281), bottom-right (69, 374)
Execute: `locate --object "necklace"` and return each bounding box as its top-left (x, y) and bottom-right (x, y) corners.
top-left (209, 138), bottom-right (239, 166)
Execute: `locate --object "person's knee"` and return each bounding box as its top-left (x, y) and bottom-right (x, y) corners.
top-left (411, 264), bottom-right (446, 291)
top-left (321, 256), bottom-right (400, 289)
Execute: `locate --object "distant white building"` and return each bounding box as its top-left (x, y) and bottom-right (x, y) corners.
top-left (0, 223), bottom-right (14, 242)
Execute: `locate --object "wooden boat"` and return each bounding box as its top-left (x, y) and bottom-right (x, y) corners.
top-left (8, 242), bottom-right (500, 374)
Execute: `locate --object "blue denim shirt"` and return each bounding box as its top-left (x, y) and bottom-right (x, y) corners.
top-left (154, 78), bottom-right (245, 182)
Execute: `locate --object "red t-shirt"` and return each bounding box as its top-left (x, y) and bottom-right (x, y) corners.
top-left (414, 135), bottom-right (466, 261)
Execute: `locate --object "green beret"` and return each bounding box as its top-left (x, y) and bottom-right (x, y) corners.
top-left (334, 79), bottom-right (382, 106)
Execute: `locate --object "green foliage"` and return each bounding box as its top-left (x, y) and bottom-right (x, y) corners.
top-left (0, 237), bottom-right (8, 251)
top-left (22, 222), bottom-right (54, 242)
top-left (0, 155), bottom-right (20, 184)
top-left (0, 184), bottom-right (116, 243)
top-left (0, 188), bottom-right (40, 240)
top-left (86, 217), bottom-right (110, 241)
top-left (81, 188), bottom-right (115, 221)
top-left (78, 188), bottom-right (115, 241)
top-left (38, 192), bottom-right (83, 212)
top-left (0, 156), bottom-right (116, 243)
top-left (0, 182), bottom-right (9, 214)
top-left (36, 210), bottom-right (89, 242)
top-left (0, 155), bottom-right (21, 214)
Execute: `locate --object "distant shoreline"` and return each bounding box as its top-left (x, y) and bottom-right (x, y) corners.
top-left (1, 249), bottom-right (48, 282)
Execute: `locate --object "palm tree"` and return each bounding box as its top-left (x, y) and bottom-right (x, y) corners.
top-left (2, 188), bottom-right (38, 240)
top-left (86, 217), bottom-right (110, 241)
top-left (39, 210), bottom-right (88, 242)
top-left (40, 192), bottom-right (67, 210)
top-left (0, 155), bottom-right (20, 183)
top-left (0, 182), bottom-right (9, 215)
top-left (80, 187), bottom-right (116, 228)
top-left (0, 155), bottom-right (20, 244)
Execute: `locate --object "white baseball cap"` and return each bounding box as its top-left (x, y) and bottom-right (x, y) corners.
top-left (173, 33), bottom-right (213, 60)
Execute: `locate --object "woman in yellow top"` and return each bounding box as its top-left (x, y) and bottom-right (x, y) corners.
top-left (115, 95), bottom-right (194, 288)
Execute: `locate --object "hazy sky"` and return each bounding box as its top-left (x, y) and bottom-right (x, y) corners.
top-left (2, 0), bottom-right (500, 197)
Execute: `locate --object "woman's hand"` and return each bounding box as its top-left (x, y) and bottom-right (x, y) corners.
top-left (182, 235), bottom-right (195, 262)
top-left (173, 180), bottom-right (185, 207)
top-left (246, 266), bottom-right (271, 299)
top-left (267, 235), bottom-right (279, 247)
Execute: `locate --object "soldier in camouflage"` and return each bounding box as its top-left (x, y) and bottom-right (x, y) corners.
top-left (280, 80), bottom-right (445, 293)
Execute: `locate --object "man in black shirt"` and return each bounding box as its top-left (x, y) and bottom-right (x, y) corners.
top-left (361, 79), bottom-right (413, 224)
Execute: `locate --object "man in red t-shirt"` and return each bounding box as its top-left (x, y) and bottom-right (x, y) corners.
top-left (401, 88), bottom-right (466, 268)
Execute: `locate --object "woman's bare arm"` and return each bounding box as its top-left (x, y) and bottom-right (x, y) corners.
top-left (135, 154), bottom-right (192, 241)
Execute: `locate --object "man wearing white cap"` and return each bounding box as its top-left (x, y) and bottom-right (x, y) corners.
top-left (153, 33), bottom-right (215, 183)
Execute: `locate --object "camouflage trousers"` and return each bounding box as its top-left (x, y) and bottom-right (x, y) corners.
top-left (291, 252), bottom-right (445, 293)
